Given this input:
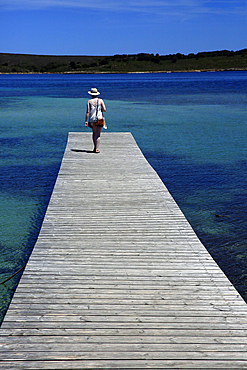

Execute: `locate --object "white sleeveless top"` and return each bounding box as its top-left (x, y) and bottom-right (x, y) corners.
top-left (89, 99), bottom-right (103, 123)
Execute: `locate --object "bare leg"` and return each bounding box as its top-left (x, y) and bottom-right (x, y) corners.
top-left (92, 125), bottom-right (102, 152)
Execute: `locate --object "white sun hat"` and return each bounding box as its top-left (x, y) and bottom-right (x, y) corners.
top-left (88, 88), bottom-right (100, 96)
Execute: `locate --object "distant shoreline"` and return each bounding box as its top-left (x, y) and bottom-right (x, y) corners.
top-left (1, 68), bottom-right (247, 75)
top-left (1, 50), bottom-right (247, 74)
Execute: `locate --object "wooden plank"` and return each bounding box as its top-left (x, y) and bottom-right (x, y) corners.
top-left (2, 334), bottom-right (247, 345)
top-left (2, 327), bottom-right (247, 338)
top-left (1, 360), bottom-right (247, 370)
top-left (1, 132), bottom-right (247, 369)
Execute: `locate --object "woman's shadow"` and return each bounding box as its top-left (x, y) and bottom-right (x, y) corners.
top-left (71, 149), bottom-right (94, 153)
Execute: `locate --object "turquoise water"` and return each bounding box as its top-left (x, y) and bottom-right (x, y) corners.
top-left (1, 72), bottom-right (247, 323)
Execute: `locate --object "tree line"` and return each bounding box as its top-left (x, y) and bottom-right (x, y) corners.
top-left (0, 49), bottom-right (246, 73)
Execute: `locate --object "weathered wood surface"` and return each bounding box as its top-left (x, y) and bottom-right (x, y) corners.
top-left (1, 132), bottom-right (247, 369)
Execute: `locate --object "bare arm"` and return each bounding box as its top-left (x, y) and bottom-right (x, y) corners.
top-left (85, 100), bottom-right (90, 126)
top-left (100, 99), bottom-right (106, 112)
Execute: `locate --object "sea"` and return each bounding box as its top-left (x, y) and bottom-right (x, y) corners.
top-left (1, 71), bottom-right (247, 324)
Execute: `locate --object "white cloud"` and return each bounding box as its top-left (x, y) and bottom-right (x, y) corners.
top-left (1, 0), bottom-right (246, 16)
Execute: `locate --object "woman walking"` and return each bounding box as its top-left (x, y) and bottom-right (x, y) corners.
top-left (85, 88), bottom-right (106, 153)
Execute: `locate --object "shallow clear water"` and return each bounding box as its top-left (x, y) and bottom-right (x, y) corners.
top-left (1, 72), bottom-right (247, 323)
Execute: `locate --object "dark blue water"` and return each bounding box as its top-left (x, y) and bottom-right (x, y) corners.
top-left (1, 72), bottom-right (247, 323)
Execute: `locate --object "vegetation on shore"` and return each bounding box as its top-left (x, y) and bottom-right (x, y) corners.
top-left (0, 49), bottom-right (247, 74)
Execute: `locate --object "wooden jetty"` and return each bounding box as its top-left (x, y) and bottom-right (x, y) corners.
top-left (1, 132), bottom-right (247, 369)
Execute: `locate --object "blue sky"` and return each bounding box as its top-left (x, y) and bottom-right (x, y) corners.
top-left (0, 0), bottom-right (246, 56)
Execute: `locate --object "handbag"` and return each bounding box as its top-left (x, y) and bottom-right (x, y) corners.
top-left (95, 99), bottom-right (106, 127)
top-left (95, 118), bottom-right (105, 127)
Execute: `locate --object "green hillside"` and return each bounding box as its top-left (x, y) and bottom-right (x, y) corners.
top-left (0, 49), bottom-right (247, 73)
